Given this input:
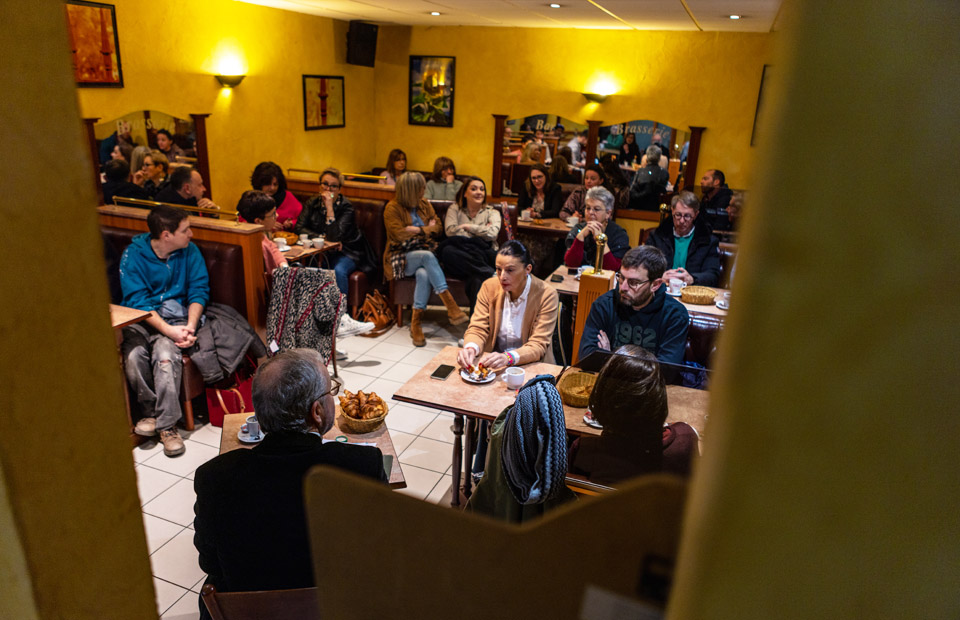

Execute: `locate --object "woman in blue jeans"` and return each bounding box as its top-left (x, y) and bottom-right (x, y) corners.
top-left (294, 167), bottom-right (376, 295)
top-left (383, 172), bottom-right (467, 346)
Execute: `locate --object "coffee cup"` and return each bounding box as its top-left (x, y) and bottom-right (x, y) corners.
top-left (273, 238), bottom-right (285, 247)
top-left (241, 415), bottom-right (260, 439)
top-left (568, 216), bottom-right (580, 227)
top-left (501, 367), bottom-right (525, 390)
top-left (299, 233), bottom-right (309, 242)
top-left (668, 278), bottom-right (686, 295)
top-left (719, 291), bottom-right (731, 308)
top-left (520, 209), bottom-right (532, 221)
top-left (311, 237), bottom-right (325, 249)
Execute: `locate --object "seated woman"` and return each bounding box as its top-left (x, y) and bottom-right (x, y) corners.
top-left (379, 148), bottom-right (406, 185)
top-left (250, 162), bottom-right (302, 230)
top-left (457, 240), bottom-right (560, 371)
top-left (619, 131), bottom-right (640, 166)
top-left (517, 164), bottom-right (562, 219)
top-left (295, 167), bottom-right (377, 296)
top-left (564, 187), bottom-right (631, 271)
top-left (604, 124), bottom-right (625, 151)
top-left (440, 176), bottom-right (501, 311)
top-left (466, 375), bottom-right (576, 523)
top-left (548, 154), bottom-right (576, 184)
top-left (138, 150), bottom-right (169, 198)
top-left (568, 345), bottom-right (698, 486)
top-left (424, 156), bottom-right (463, 201)
top-left (383, 172), bottom-right (467, 346)
top-left (236, 190), bottom-right (287, 274)
top-left (518, 140), bottom-right (541, 165)
top-left (129, 145), bottom-right (152, 179)
top-left (559, 164), bottom-right (605, 222)
top-left (600, 156), bottom-right (631, 211)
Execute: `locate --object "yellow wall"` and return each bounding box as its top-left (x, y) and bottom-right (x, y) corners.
top-left (76, 0), bottom-right (378, 211)
top-left (375, 27), bottom-right (772, 191)
top-left (1, 2), bottom-right (156, 617)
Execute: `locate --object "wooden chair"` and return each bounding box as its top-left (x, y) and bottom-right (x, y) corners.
top-left (201, 584), bottom-right (320, 620)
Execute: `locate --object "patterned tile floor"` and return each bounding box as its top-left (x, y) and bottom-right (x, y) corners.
top-left (133, 311), bottom-right (463, 618)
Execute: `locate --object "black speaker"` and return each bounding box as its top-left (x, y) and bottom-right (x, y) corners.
top-left (347, 21), bottom-right (378, 67)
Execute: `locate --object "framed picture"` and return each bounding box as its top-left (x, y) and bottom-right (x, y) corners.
top-left (303, 75), bottom-right (345, 130)
top-left (65, 1), bottom-right (123, 87)
top-left (751, 64), bottom-right (772, 146)
top-left (409, 56), bottom-right (456, 127)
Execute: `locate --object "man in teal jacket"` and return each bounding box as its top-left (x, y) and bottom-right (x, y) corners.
top-left (120, 205), bottom-right (209, 456)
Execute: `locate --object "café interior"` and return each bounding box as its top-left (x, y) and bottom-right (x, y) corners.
top-left (2, 0), bottom-right (955, 618)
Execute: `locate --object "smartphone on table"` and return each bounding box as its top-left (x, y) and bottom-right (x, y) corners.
top-left (430, 364), bottom-right (455, 381)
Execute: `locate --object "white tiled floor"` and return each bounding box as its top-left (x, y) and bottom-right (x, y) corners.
top-left (134, 319), bottom-right (467, 618)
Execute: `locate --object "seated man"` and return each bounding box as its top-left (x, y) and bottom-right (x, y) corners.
top-left (645, 191), bottom-right (721, 287)
top-left (578, 245), bottom-right (688, 365)
top-left (155, 166), bottom-right (219, 212)
top-left (628, 145), bottom-right (670, 211)
top-left (193, 349), bottom-right (386, 613)
top-left (699, 168), bottom-right (733, 230)
top-left (102, 159), bottom-right (149, 205)
top-left (120, 205), bottom-right (209, 456)
top-left (566, 130), bottom-right (588, 165)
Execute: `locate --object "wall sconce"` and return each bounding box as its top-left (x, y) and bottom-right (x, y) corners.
top-left (582, 92), bottom-right (608, 104)
top-left (215, 74), bottom-right (246, 88)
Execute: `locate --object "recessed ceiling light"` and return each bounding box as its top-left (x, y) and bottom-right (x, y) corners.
top-left (728, 14), bottom-right (742, 19)
top-left (549, 3), bottom-right (561, 7)
top-left (430, 11), bottom-right (441, 16)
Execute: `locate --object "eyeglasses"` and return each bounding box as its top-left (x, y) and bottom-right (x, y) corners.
top-left (320, 182), bottom-right (340, 190)
top-left (615, 272), bottom-right (650, 290)
top-left (530, 174), bottom-right (545, 181)
top-left (318, 377), bottom-right (342, 399)
top-left (142, 162), bottom-right (155, 168)
top-left (672, 212), bottom-right (695, 222)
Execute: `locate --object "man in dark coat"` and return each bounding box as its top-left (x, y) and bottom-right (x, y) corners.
top-left (628, 145), bottom-right (671, 211)
top-left (645, 191), bottom-right (721, 287)
top-left (193, 348), bottom-right (386, 618)
top-left (699, 168), bottom-right (733, 230)
top-left (155, 166), bottom-right (220, 212)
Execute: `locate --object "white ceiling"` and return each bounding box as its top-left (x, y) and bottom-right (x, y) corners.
top-left (237, 0), bottom-right (783, 31)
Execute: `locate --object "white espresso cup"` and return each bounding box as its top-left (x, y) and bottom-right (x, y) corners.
top-left (311, 237), bottom-right (325, 249)
top-left (299, 233), bottom-right (309, 242)
top-left (668, 278), bottom-right (686, 295)
top-left (241, 415), bottom-right (260, 439)
top-left (568, 216), bottom-right (580, 227)
top-left (520, 209), bottom-right (533, 221)
top-left (273, 238), bottom-right (285, 247)
top-left (501, 367), bottom-right (525, 390)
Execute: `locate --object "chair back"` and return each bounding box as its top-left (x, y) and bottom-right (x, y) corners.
top-left (718, 242), bottom-right (738, 288)
top-left (305, 466), bottom-right (687, 619)
top-left (201, 584), bottom-right (320, 620)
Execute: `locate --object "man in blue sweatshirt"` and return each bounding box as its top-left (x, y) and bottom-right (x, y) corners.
top-left (578, 245), bottom-right (688, 365)
top-left (120, 205), bottom-right (209, 456)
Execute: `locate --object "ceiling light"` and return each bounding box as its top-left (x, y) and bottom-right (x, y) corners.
top-left (728, 14), bottom-right (742, 19)
top-left (430, 11), bottom-right (441, 16)
top-left (549, 3), bottom-right (561, 7)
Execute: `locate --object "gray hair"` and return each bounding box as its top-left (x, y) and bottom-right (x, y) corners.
top-left (585, 186), bottom-right (615, 213)
top-left (645, 145), bottom-right (661, 162)
top-left (252, 348), bottom-right (329, 433)
top-left (671, 190), bottom-right (700, 212)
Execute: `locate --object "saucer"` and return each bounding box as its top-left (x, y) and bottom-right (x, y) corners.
top-left (666, 290), bottom-right (682, 297)
top-left (278, 245), bottom-right (292, 252)
top-left (716, 300), bottom-right (730, 310)
top-left (238, 429), bottom-right (265, 444)
top-left (582, 414), bottom-right (603, 430)
top-left (460, 369), bottom-right (497, 384)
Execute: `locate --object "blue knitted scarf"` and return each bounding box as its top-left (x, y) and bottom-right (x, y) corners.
top-left (499, 374), bottom-right (568, 505)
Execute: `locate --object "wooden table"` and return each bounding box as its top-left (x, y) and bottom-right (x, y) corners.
top-left (280, 240), bottom-right (342, 264)
top-left (516, 217), bottom-right (572, 237)
top-left (546, 265), bottom-right (729, 321)
top-left (219, 412), bottom-right (407, 489)
top-left (110, 305), bottom-right (152, 446)
top-left (393, 346), bottom-right (709, 507)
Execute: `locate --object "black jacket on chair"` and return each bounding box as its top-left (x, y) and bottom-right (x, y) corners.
top-left (645, 218), bottom-right (722, 286)
top-left (193, 431), bottom-right (387, 594)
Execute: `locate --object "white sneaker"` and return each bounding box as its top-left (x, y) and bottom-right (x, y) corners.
top-left (335, 349), bottom-right (348, 361)
top-left (337, 313), bottom-right (375, 338)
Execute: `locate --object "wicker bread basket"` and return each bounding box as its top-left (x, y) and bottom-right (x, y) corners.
top-left (680, 285), bottom-right (717, 305)
top-left (557, 371), bottom-right (597, 408)
top-left (336, 403), bottom-right (388, 434)
top-left (273, 231), bottom-right (298, 246)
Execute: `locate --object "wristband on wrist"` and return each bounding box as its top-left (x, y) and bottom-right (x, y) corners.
top-left (507, 350), bottom-right (519, 365)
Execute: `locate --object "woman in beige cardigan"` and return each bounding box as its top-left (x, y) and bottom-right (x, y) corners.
top-left (457, 240), bottom-right (560, 371)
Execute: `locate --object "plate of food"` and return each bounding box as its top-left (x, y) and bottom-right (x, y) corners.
top-left (460, 364), bottom-right (497, 384)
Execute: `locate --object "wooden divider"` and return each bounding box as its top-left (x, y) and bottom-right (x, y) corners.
top-left (572, 269), bottom-right (616, 364)
top-left (97, 205), bottom-right (266, 330)
top-left (287, 178), bottom-right (396, 202)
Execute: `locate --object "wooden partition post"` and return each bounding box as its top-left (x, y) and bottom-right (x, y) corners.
top-left (191, 113), bottom-right (212, 200)
top-left (572, 269), bottom-right (616, 364)
top-left (492, 114), bottom-right (507, 198)
top-left (82, 117), bottom-right (103, 205)
top-left (586, 120), bottom-right (603, 165)
top-left (683, 126), bottom-right (706, 190)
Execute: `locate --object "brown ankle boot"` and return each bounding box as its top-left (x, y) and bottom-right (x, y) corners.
top-left (410, 308), bottom-right (426, 347)
top-left (438, 290), bottom-right (468, 325)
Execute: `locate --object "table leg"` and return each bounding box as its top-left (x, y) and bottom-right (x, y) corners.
top-left (450, 414), bottom-right (464, 508)
top-left (463, 417), bottom-right (476, 501)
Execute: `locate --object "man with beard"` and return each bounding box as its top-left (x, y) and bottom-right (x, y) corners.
top-left (577, 245), bottom-right (688, 364)
top-left (699, 168), bottom-right (733, 230)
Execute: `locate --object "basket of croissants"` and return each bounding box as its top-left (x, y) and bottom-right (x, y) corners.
top-left (337, 390), bottom-right (389, 433)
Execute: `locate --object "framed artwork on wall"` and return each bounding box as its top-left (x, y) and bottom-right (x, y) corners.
top-left (409, 56), bottom-right (455, 127)
top-left (303, 75), bottom-right (345, 130)
top-left (65, 1), bottom-right (124, 87)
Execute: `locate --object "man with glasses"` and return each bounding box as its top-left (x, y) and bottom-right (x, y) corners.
top-left (193, 349), bottom-right (386, 614)
top-left (578, 246), bottom-right (689, 364)
top-left (645, 191), bottom-right (721, 287)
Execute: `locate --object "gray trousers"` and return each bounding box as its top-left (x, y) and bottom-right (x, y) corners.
top-left (121, 324), bottom-right (184, 430)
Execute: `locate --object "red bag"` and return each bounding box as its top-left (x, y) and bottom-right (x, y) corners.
top-left (205, 354), bottom-right (258, 427)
